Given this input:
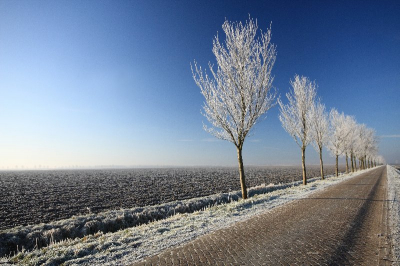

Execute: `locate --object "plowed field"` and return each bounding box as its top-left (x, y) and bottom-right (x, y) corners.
top-left (0, 165), bottom-right (344, 230)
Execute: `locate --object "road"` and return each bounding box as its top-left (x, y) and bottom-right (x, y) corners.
top-left (134, 166), bottom-right (392, 265)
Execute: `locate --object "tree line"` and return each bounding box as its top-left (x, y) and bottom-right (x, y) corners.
top-left (192, 16), bottom-right (384, 199)
top-left (279, 75), bottom-right (384, 186)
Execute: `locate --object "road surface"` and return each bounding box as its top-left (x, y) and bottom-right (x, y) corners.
top-left (134, 166), bottom-right (392, 265)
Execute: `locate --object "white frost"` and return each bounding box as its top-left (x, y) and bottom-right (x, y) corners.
top-left (387, 165), bottom-right (400, 263)
top-left (1, 168), bottom-right (377, 265)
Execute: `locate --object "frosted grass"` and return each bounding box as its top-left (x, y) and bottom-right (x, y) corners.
top-left (387, 165), bottom-right (400, 264)
top-left (0, 168), bottom-right (376, 265)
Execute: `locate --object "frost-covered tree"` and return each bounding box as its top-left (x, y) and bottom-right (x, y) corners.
top-left (375, 155), bottom-right (385, 165)
top-left (364, 128), bottom-right (377, 169)
top-left (366, 141), bottom-right (378, 168)
top-left (355, 124), bottom-right (368, 170)
top-left (278, 75), bottom-right (316, 185)
top-left (350, 123), bottom-right (380, 170)
top-left (192, 17), bottom-right (277, 199)
top-left (341, 115), bottom-right (356, 173)
top-left (328, 108), bottom-right (349, 176)
top-left (310, 99), bottom-right (329, 179)
top-left (342, 116), bottom-right (358, 172)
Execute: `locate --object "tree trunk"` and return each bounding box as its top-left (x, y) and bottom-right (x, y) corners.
top-left (302, 146), bottom-right (307, 185)
top-left (319, 146), bottom-right (324, 180)
top-left (351, 153), bottom-right (354, 172)
top-left (345, 153), bottom-right (349, 174)
top-left (237, 147), bottom-right (247, 199)
top-left (335, 154), bottom-right (339, 177)
top-left (354, 157), bottom-right (357, 171)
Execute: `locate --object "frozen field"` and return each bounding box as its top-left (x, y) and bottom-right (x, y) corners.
top-left (0, 165), bottom-right (344, 231)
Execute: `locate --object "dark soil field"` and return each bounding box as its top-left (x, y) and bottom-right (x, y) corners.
top-left (0, 165), bottom-right (345, 231)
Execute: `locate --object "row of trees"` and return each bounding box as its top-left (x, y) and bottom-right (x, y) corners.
top-left (278, 75), bottom-right (385, 185)
top-left (192, 16), bottom-right (384, 199)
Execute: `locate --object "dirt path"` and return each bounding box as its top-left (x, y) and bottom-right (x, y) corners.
top-left (134, 166), bottom-right (392, 265)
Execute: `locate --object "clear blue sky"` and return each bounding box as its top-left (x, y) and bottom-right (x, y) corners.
top-left (0, 0), bottom-right (399, 169)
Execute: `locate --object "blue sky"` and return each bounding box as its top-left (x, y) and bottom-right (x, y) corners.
top-left (0, 0), bottom-right (399, 169)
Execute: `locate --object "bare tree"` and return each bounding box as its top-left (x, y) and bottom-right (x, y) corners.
top-left (278, 75), bottom-right (316, 185)
top-left (310, 99), bottom-right (329, 179)
top-left (192, 17), bottom-right (277, 199)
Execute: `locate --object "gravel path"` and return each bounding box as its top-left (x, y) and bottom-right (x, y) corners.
top-left (134, 166), bottom-right (392, 265)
